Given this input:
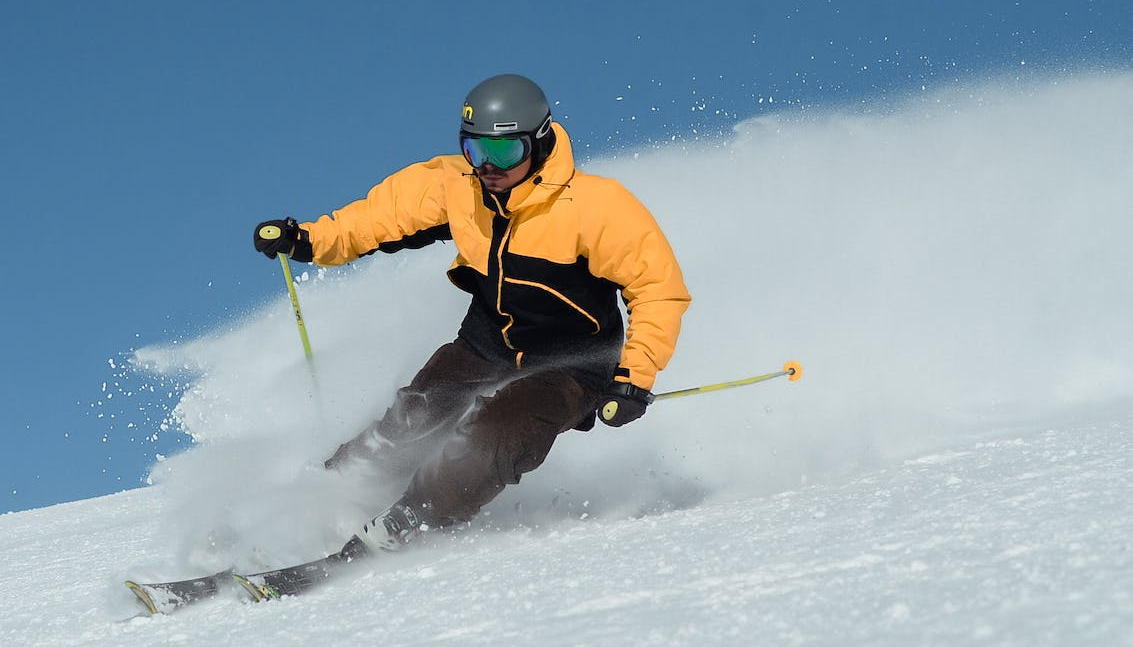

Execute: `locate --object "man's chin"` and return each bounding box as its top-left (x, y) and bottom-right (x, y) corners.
top-left (480, 177), bottom-right (509, 192)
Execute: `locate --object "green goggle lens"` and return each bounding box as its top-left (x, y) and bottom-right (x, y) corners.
top-left (460, 135), bottom-right (530, 170)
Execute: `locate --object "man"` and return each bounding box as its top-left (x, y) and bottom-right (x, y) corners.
top-left (253, 74), bottom-right (690, 553)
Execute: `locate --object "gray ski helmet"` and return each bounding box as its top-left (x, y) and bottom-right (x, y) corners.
top-left (461, 74), bottom-right (554, 170)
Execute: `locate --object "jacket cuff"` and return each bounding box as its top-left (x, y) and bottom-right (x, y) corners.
top-left (613, 366), bottom-right (656, 391)
top-left (291, 227), bottom-right (314, 263)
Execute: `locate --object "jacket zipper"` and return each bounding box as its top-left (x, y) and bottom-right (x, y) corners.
top-left (487, 194), bottom-right (520, 362)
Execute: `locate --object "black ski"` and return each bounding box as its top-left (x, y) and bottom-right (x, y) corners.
top-left (124, 570), bottom-right (234, 615)
top-left (125, 536), bottom-right (370, 613)
top-left (233, 536), bottom-right (368, 601)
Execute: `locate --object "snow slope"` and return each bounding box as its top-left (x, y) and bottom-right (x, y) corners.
top-left (3, 73), bottom-right (1132, 645)
top-left (1, 422), bottom-right (1130, 646)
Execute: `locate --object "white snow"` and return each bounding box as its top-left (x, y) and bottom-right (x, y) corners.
top-left (3, 73), bottom-right (1133, 645)
top-left (1, 424), bottom-right (1130, 645)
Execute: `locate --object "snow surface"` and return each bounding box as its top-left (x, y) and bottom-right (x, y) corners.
top-left (3, 73), bottom-right (1133, 646)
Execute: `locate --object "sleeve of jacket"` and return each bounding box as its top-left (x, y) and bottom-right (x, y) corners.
top-left (587, 180), bottom-right (691, 392)
top-left (299, 156), bottom-right (454, 267)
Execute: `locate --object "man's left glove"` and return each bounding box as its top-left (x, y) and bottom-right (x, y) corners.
top-left (253, 217), bottom-right (313, 260)
top-left (598, 382), bottom-right (655, 427)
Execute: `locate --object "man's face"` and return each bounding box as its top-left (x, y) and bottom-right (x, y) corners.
top-left (478, 156), bottom-right (532, 194)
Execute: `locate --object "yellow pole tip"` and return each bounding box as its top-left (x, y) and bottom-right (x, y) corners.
top-left (783, 361), bottom-right (803, 381)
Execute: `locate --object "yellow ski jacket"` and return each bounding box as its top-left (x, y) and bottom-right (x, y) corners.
top-left (297, 122), bottom-right (690, 392)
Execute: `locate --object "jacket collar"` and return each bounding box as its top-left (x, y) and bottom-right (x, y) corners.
top-left (492, 122), bottom-right (575, 212)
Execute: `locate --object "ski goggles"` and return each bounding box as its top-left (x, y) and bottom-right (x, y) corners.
top-left (460, 133), bottom-right (532, 170)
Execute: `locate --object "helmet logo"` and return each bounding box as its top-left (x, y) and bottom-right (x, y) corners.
top-left (535, 115), bottom-right (552, 139)
top-left (462, 104), bottom-right (474, 122)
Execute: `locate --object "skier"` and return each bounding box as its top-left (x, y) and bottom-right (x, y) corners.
top-left (253, 74), bottom-right (691, 554)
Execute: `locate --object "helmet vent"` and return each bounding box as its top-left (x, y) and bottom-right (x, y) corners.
top-left (492, 122), bottom-right (519, 132)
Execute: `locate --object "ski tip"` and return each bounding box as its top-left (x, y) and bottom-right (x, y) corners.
top-left (124, 581), bottom-right (159, 615)
top-left (783, 361), bottom-right (803, 381)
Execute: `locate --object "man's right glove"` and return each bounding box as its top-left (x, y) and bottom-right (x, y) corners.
top-left (598, 382), bottom-right (655, 427)
top-left (254, 217), bottom-right (313, 261)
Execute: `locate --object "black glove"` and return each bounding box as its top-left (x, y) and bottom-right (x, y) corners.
top-left (598, 382), bottom-right (654, 427)
top-left (253, 218), bottom-right (300, 259)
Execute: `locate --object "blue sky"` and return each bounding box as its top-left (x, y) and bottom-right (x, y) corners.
top-left (1, 0), bottom-right (1129, 513)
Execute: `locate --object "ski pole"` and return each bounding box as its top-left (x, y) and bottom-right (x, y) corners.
top-left (259, 223), bottom-right (329, 438)
top-left (257, 223), bottom-right (314, 359)
top-left (277, 254), bottom-right (314, 359)
top-left (654, 361), bottom-right (803, 401)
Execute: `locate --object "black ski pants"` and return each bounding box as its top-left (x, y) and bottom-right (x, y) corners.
top-left (326, 338), bottom-right (600, 526)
